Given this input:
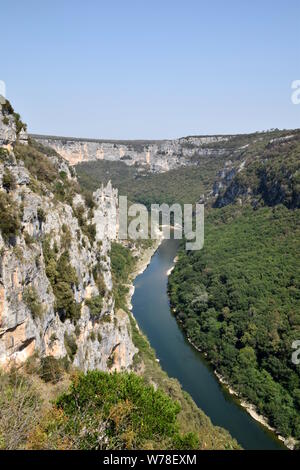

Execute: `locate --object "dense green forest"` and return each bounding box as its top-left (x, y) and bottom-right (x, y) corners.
top-left (168, 204), bottom-right (300, 439)
top-left (76, 155), bottom-right (228, 207)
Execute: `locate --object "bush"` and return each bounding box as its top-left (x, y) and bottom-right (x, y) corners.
top-left (0, 369), bottom-right (41, 449)
top-left (24, 231), bottom-right (35, 246)
top-left (2, 169), bottom-right (16, 192)
top-left (85, 295), bottom-right (103, 319)
top-left (73, 203), bottom-right (96, 244)
top-left (39, 356), bottom-right (64, 384)
top-left (0, 191), bottom-right (21, 244)
top-left (37, 207), bottom-right (46, 225)
top-left (47, 371), bottom-right (198, 450)
top-left (43, 240), bottom-right (81, 322)
top-left (23, 286), bottom-right (43, 320)
top-left (0, 148), bottom-right (8, 162)
top-left (64, 332), bottom-right (78, 361)
top-left (92, 266), bottom-right (106, 296)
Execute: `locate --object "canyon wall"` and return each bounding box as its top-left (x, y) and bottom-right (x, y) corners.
top-left (32, 134), bottom-right (231, 173)
top-left (0, 102), bottom-right (137, 371)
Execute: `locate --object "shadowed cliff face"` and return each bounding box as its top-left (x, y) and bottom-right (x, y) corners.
top-left (0, 102), bottom-right (137, 371)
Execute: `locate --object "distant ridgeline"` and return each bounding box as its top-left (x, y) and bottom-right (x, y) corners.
top-left (31, 131), bottom-right (248, 173)
top-left (69, 128), bottom-right (300, 210)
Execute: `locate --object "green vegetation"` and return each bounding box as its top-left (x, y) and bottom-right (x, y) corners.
top-left (127, 314), bottom-right (239, 449)
top-left (110, 242), bottom-right (135, 309)
top-left (40, 371), bottom-right (200, 449)
top-left (0, 363), bottom-right (238, 450)
top-left (92, 266), bottom-right (106, 296)
top-left (0, 148), bottom-right (8, 162)
top-left (1, 99), bottom-right (27, 135)
top-left (14, 141), bottom-right (80, 204)
top-left (64, 332), bottom-right (78, 361)
top-left (76, 155), bottom-right (228, 207)
top-left (169, 204), bottom-right (300, 439)
top-left (23, 286), bottom-right (43, 320)
top-left (72, 203), bottom-right (96, 244)
top-left (39, 356), bottom-right (64, 384)
top-left (85, 295), bottom-right (103, 319)
top-left (0, 191), bottom-right (21, 244)
top-left (43, 238), bottom-right (81, 322)
top-left (2, 168), bottom-right (16, 192)
top-left (0, 369), bottom-right (41, 450)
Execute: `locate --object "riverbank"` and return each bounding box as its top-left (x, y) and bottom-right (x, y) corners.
top-left (126, 236), bottom-right (164, 310)
top-left (125, 238), bottom-right (241, 449)
top-left (127, 239), bottom-right (290, 449)
top-left (173, 316), bottom-right (295, 450)
top-left (214, 371), bottom-right (297, 450)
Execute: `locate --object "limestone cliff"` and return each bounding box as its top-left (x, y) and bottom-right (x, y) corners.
top-left (0, 101), bottom-right (137, 371)
top-left (31, 134), bottom-right (232, 173)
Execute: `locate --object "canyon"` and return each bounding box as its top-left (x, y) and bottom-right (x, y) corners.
top-left (31, 133), bottom-right (231, 172)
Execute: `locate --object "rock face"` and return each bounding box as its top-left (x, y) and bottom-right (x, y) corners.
top-left (0, 102), bottom-right (137, 371)
top-left (0, 102), bottom-right (28, 147)
top-left (31, 134), bottom-right (232, 173)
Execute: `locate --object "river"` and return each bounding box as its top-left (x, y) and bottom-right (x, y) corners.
top-left (131, 238), bottom-right (285, 450)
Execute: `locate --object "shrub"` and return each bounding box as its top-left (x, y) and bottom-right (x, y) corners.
top-left (64, 332), bottom-right (78, 361)
top-left (89, 331), bottom-right (96, 342)
top-left (92, 267), bottom-right (106, 296)
top-left (1, 99), bottom-right (14, 115)
top-left (39, 356), bottom-right (64, 384)
top-left (42, 240), bottom-right (81, 323)
top-left (2, 169), bottom-right (16, 192)
top-left (85, 295), bottom-right (103, 319)
top-left (23, 286), bottom-right (43, 320)
top-left (37, 207), bottom-right (46, 226)
top-left (61, 225), bottom-right (72, 249)
top-left (14, 143), bottom-right (57, 183)
top-left (0, 191), bottom-right (21, 244)
top-left (72, 203), bottom-right (96, 244)
top-left (0, 148), bottom-right (8, 162)
top-left (0, 369), bottom-right (41, 449)
top-left (24, 231), bottom-right (35, 246)
top-left (14, 112), bottom-right (27, 135)
top-left (49, 371), bottom-right (197, 450)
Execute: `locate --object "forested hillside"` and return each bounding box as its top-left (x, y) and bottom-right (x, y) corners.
top-left (167, 133), bottom-right (300, 445)
top-left (76, 155), bottom-right (228, 207)
top-left (168, 205), bottom-right (300, 440)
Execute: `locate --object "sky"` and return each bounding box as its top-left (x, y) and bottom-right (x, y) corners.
top-left (1, 0), bottom-right (300, 139)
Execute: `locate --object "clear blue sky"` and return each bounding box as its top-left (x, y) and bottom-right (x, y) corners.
top-left (2, 0), bottom-right (300, 139)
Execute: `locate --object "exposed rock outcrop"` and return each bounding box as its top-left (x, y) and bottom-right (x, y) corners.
top-left (31, 134), bottom-right (233, 173)
top-left (0, 101), bottom-right (137, 371)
